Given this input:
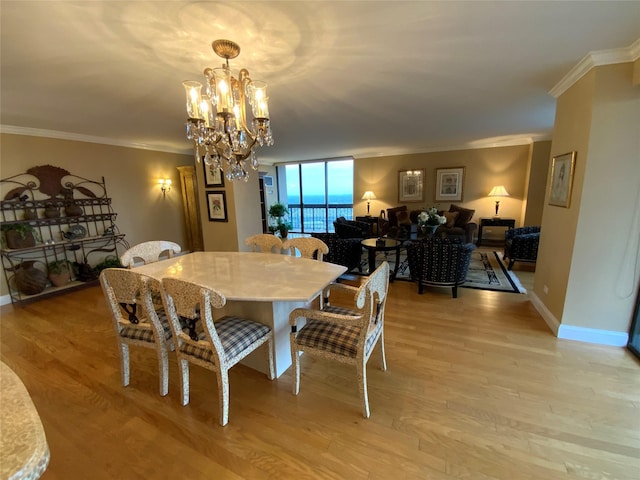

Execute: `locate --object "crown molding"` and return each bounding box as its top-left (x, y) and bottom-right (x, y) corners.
top-left (549, 38), bottom-right (640, 98)
top-left (0, 125), bottom-right (191, 155)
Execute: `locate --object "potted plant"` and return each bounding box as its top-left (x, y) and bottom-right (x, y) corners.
top-left (268, 202), bottom-right (293, 239)
top-left (1, 222), bottom-right (38, 249)
top-left (47, 259), bottom-right (73, 287)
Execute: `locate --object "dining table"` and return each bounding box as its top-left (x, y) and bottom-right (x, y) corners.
top-left (1, 361), bottom-right (50, 480)
top-left (133, 251), bottom-right (347, 378)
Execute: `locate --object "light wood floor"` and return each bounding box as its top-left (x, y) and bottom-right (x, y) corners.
top-left (1, 276), bottom-right (639, 479)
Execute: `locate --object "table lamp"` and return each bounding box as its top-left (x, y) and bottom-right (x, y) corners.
top-left (361, 191), bottom-right (376, 215)
top-left (488, 185), bottom-right (509, 217)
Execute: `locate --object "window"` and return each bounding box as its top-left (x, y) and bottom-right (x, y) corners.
top-left (276, 158), bottom-right (354, 233)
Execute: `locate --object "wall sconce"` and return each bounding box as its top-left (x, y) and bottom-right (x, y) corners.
top-left (361, 191), bottom-right (376, 215)
top-left (158, 178), bottom-right (172, 197)
top-left (488, 185), bottom-right (509, 217)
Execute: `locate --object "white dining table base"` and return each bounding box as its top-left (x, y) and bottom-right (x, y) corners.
top-left (220, 299), bottom-right (311, 378)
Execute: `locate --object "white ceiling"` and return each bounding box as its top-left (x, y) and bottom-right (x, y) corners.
top-left (1, 1), bottom-right (639, 165)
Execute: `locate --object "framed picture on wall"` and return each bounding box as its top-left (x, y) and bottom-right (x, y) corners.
top-left (206, 191), bottom-right (228, 222)
top-left (435, 167), bottom-right (465, 202)
top-left (203, 159), bottom-right (225, 188)
top-left (398, 169), bottom-right (425, 202)
top-left (549, 151), bottom-right (576, 208)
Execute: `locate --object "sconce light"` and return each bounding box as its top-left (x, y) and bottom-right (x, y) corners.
top-left (158, 178), bottom-right (172, 197)
top-left (488, 185), bottom-right (509, 217)
top-left (361, 191), bottom-right (376, 215)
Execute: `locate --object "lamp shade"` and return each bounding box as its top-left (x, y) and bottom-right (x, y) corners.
top-left (488, 185), bottom-right (510, 197)
top-left (361, 191), bottom-right (376, 201)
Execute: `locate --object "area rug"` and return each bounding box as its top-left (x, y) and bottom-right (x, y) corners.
top-left (359, 249), bottom-right (526, 294)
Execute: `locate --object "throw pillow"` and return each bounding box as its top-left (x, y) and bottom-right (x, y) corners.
top-left (449, 204), bottom-right (475, 228)
top-left (396, 210), bottom-right (411, 226)
top-left (443, 211), bottom-right (459, 228)
top-left (386, 206), bottom-right (408, 228)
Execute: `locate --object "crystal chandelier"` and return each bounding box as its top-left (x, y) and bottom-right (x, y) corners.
top-left (182, 39), bottom-right (273, 182)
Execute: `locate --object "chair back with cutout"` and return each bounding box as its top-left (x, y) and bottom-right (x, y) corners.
top-left (244, 234), bottom-right (284, 254)
top-left (283, 237), bottom-right (329, 261)
top-left (120, 240), bottom-right (182, 268)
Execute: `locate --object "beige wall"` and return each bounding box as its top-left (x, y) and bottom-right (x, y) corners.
top-left (534, 62), bottom-right (640, 333)
top-left (523, 141), bottom-right (551, 226)
top-left (0, 133), bottom-right (191, 296)
top-left (354, 144), bottom-right (533, 236)
top-left (195, 163), bottom-right (265, 253)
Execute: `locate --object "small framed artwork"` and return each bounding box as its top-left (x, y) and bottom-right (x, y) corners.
top-left (435, 167), bottom-right (465, 202)
top-left (206, 191), bottom-right (228, 222)
top-left (203, 160), bottom-right (225, 188)
top-left (398, 169), bottom-right (425, 202)
top-left (549, 151), bottom-right (576, 208)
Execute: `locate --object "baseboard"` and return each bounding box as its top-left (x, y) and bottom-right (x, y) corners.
top-left (529, 291), bottom-right (628, 346)
top-left (557, 325), bottom-right (629, 347)
top-left (528, 291), bottom-right (560, 335)
top-left (0, 294), bottom-right (12, 306)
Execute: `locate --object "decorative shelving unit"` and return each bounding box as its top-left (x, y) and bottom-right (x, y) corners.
top-left (0, 165), bottom-right (128, 305)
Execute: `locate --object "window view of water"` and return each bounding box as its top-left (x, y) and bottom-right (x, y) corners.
top-left (282, 160), bottom-right (354, 233)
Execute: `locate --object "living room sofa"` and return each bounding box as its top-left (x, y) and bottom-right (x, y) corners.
top-left (380, 204), bottom-right (478, 243)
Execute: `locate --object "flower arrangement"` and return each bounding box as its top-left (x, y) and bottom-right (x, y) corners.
top-left (419, 207), bottom-right (446, 227)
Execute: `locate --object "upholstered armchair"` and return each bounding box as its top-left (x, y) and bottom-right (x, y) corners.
top-left (405, 237), bottom-right (476, 298)
top-left (311, 233), bottom-right (363, 273)
top-left (334, 217), bottom-right (371, 239)
top-left (503, 226), bottom-right (541, 270)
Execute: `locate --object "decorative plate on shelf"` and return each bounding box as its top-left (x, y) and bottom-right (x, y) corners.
top-left (67, 225), bottom-right (86, 239)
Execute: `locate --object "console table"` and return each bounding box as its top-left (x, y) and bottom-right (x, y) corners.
top-left (476, 218), bottom-right (515, 246)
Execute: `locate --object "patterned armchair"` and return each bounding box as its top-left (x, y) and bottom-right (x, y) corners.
top-left (405, 237), bottom-right (476, 298)
top-left (334, 217), bottom-right (371, 239)
top-left (503, 226), bottom-right (541, 270)
top-left (311, 233), bottom-right (363, 273)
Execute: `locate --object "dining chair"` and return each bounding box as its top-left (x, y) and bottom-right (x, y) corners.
top-left (99, 268), bottom-right (174, 396)
top-left (283, 236), bottom-right (331, 307)
top-left (160, 277), bottom-right (275, 426)
top-left (244, 234), bottom-right (284, 254)
top-left (289, 261), bottom-right (390, 418)
top-left (120, 240), bottom-right (182, 268)
top-left (283, 236), bottom-right (329, 261)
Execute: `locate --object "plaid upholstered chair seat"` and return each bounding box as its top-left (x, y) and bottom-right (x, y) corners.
top-left (295, 305), bottom-right (383, 358)
top-left (119, 309), bottom-right (172, 343)
top-left (289, 262), bottom-right (390, 418)
top-left (100, 268), bottom-right (175, 397)
top-left (181, 316), bottom-right (271, 362)
top-left (161, 277), bottom-right (275, 426)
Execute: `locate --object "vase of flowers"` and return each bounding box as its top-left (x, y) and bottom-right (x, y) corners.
top-left (418, 207), bottom-right (446, 236)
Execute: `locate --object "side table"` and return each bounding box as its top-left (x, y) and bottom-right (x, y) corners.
top-left (476, 218), bottom-right (515, 246)
top-left (361, 237), bottom-right (401, 281)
